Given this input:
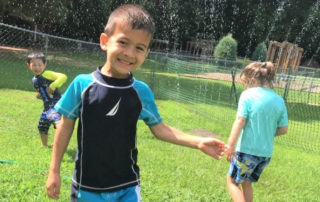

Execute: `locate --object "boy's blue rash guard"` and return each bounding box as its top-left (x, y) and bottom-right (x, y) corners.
top-left (32, 72), bottom-right (61, 109)
top-left (54, 67), bottom-right (162, 192)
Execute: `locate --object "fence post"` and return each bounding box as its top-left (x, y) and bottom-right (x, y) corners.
top-left (230, 66), bottom-right (238, 104)
top-left (150, 53), bottom-right (157, 93)
top-left (307, 77), bottom-right (314, 104)
top-left (283, 67), bottom-right (293, 102)
top-left (44, 36), bottom-right (49, 55)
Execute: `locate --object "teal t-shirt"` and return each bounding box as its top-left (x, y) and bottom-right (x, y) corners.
top-left (236, 87), bottom-right (288, 157)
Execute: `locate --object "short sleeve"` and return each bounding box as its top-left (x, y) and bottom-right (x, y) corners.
top-left (237, 91), bottom-right (249, 119)
top-left (278, 101), bottom-right (288, 127)
top-left (54, 75), bottom-right (86, 120)
top-left (134, 80), bottom-right (162, 126)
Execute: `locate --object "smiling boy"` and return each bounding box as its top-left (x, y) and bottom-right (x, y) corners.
top-left (27, 52), bottom-right (67, 147)
top-left (46, 4), bottom-right (227, 201)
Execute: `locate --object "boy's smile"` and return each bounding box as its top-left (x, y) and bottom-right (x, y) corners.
top-left (100, 21), bottom-right (151, 78)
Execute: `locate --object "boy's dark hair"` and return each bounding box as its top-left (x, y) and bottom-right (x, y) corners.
top-left (27, 52), bottom-right (46, 64)
top-left (104, 4), bottom-right (155, 38)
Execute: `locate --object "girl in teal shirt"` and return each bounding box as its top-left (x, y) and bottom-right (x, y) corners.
top-left (226, 62), bottom-right (288, 202)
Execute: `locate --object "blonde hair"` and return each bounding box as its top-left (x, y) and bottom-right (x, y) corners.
top-left (240, 62), bottom-right (275, 88)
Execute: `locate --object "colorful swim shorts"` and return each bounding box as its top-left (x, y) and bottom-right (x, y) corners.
top-left (71, 185), bottom-right (141, 202)
top-left (38, 108), bottom-right (61, 134)
top-left (228, 152), bottom-right (271, 184)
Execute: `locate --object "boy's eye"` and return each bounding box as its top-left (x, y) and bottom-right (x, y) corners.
top-left (119, 40), bottom-right (127, 45)
top-left (137, 47), bottom-right (145, 52)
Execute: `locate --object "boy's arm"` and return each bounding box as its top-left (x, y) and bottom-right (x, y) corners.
top-left (43, 71), bottom-right (67, 92)
top-left (226, 116), bottom-right (246, 161)
top-left (46, 116), bottom-right (75, 200)
top-left (149, 122), bottom-right (227, 160)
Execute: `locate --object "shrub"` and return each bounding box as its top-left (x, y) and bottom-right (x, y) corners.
top-left (213, 33), bottom-right (238, 61)
top-left (251, 42), bottom-right (267, 61)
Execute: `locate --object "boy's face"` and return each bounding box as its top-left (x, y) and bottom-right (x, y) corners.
top-left (100, 21), bottom-right (151, 78)
top-left (27, 58), bottom-right (46, 76)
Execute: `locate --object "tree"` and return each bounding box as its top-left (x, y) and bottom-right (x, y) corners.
top-left (1, 0), bottom-right (319, 65)
top-left (0, 0), bottom-right (10, 23)
top-left (251, 42), bottom-right (267, 61)
top-left (214, 33), bottom-right (238, 60)
top-left (60, 0), bottom-right (111, 42)
top-left (2, 0), bottom-right (68, 31)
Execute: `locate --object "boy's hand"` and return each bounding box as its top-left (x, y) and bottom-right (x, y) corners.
top-left (198, 138), bottom-right (228, 160)
top-left (47, 87), bottom-right (54, 98)
top-left (46, 172), bottom-right (61, 200)
top-left (36, 92), bottom-right (42, 99)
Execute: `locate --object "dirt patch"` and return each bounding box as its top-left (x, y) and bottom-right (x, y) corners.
top-left (189, 129), bottom-right (222, 138)
top-left (180, 72), bottom-right (320, 93)
top-left (0, 46), bottom-right (28, 52)
top-left (180, 72), bottom-right (241, 82)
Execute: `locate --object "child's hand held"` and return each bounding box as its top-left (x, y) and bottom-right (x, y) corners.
top-left (226, 146), bottom-right (235, 162)
top-left (198, 137), bottom-right (228, 160)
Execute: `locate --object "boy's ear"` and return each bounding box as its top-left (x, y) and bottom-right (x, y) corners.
top-left (100, 33), bottom-right (109, 51)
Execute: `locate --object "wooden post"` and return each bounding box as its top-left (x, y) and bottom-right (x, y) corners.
top-left (266, 40), bottom-right (303, 73)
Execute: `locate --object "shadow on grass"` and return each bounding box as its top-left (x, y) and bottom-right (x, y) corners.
top-left (134, 71), bottom-right (242, 107)
top-left (65, 148), bottom-right (77, 162)
top-left (287, 102), bottom-right (320, 122)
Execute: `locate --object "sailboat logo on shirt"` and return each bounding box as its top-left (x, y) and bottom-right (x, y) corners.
top-left (106, 98), bottom-right (121, 116)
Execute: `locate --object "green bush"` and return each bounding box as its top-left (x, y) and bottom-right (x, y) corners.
top-left (236, 57), bottom-right (252, 68)
top-left (213, 33), bottom-right (238, 60)
top-left (251, 42), bottom-right (267, 61)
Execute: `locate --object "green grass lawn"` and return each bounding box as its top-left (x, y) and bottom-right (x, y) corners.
top-left (1, 89), bottom-right (320, 201)
top-left (0, 51), bottom-right (319, 153)
top-left (0, 51), bottom-right (320, 201)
